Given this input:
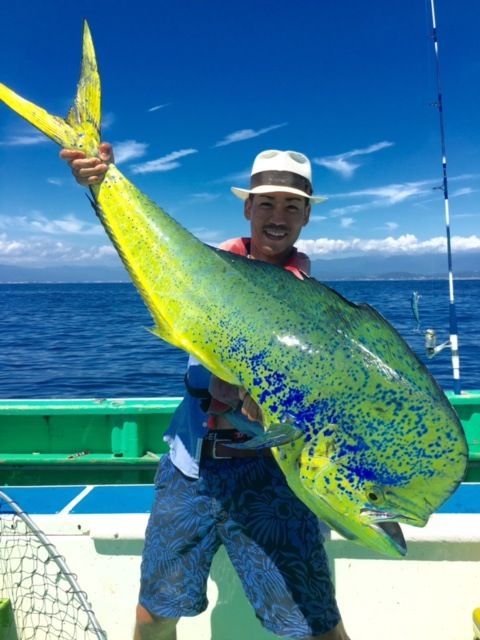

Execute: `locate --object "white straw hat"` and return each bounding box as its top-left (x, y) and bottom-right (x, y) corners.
top-left (231, 149), bottom-right (326, 204)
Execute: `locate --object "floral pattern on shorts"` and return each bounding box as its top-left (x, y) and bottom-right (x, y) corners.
top-left (139, 455), bottom-right (340, 637)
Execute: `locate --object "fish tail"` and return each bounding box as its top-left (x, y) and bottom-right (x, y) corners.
top-left (0, 21), bottom-right (100, 155)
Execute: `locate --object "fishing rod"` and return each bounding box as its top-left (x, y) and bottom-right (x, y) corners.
top-left (426, 0), bottom-right (461, 395)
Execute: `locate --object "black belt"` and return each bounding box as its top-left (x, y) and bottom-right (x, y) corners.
top-left (201, 431), bottom-right (272, 460)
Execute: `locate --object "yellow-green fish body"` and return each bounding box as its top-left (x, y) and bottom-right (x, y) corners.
top-left (0, 22), bottom-right (467, 558)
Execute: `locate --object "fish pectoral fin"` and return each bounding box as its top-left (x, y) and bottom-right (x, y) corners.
top-left (218, 408), bottom-right (265, 437)
top-left (304, 423), bottom-right (338, 459)
top-left (224, 422), bottom-right (303, 450)
top-left (300, 455), bottom-right (335, 477)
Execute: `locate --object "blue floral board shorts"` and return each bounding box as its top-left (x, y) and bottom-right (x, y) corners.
top-left (139, 454), bottom-right (340, 638)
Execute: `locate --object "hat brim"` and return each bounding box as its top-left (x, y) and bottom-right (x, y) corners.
top-left (231, 185), bottom-right (326, 204)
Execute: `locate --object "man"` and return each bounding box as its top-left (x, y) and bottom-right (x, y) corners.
top-left (60, 146), bottom-right (351, 640)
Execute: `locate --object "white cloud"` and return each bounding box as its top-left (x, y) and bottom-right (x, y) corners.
top-left (316, 157), bottom-right (360, 178)
top-left (2, 227), bottom-right (479, 267)
top-left (47, 178), bottom-right (63, 186)
top-left (455, 212), bottom-right (480, 219)
top-left (297, 234), bottom-right (480, 258)
top-left (131, 148), bottom-right (198, 174)
top-left (190, 192), bottom-right (221, 202)
top-left (385, 222), bottom-right (399, 231)
top-left (102, 112), bottom-right (115, 130)
top-left (328, 179), bottom-right (437, 216)
top-left (333, 175), bottom-right (478, 202)
top-left (340, 217), bottom-right (355, 228)
top-left (148, 104), bottom-right (170, 112)
top-left (0, 232), bottom-right (118, 265)
top-left (0, 234), bottom-right (24, 255)
top-left (357, 183), bottom-right (429, 203)
top-left (190, 227), bottom-right (224, 243)
top-left (0, 134), bottom-right (47, 147)
top-left (212, 169), bottom-right (251, 185)
top-left (113, 140), bottom-right (149, 164)
top-left (213, 123), bottom-right (287, 148)
top-left (0, 214), bottom-right (103, 236)
top-left (314, 141), bottom-right (393, 178)
top-left (451, 187), bottom-right (476, 197)
top-left (31, 215), bottom-right (102, 236)
top-left (329, 202), bottom-right (372, 217)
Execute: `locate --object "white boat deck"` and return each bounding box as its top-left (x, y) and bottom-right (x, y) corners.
top-left (1, 483), bottom-right (479, 640)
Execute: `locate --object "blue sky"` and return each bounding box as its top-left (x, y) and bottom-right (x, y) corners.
top-left (0, 0), bottom-right (479, 270)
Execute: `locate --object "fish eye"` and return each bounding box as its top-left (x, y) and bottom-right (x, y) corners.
top-left (366, 485), bottom-right (384, 504)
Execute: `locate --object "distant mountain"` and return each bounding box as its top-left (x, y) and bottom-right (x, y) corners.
top-left (310, 252), bottom-right (480, 280)
top-left (0, 251), bottom-right (479, 283)
top-left (0, 263), bottom-right (129, 283)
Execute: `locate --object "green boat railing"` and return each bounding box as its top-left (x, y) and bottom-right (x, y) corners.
top-left (0, 391), bottom-right (478, 485)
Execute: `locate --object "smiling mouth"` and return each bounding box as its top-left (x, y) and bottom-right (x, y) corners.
top-left (263, 226), bottom-right (288, 240)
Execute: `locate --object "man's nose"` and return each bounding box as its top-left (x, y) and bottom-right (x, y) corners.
top-left (269, 203), bottom-right (287, 222)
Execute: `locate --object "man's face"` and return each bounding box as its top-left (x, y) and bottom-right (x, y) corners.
top-left (245, 192), bottom-right (310, 264)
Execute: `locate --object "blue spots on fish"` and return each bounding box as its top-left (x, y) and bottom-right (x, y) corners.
top-left (284, 388), bottom-right (306, 407)
top-left (342, 459), bottom-right (410, 487)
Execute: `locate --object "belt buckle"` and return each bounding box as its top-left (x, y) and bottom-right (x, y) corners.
top-left (212, 438), bottom-right (233, 460)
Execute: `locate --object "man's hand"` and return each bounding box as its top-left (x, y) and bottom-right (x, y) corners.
top-left (59, 142), bottom-right (113, 186)
top-left (239, 388), bottom-right (263, 424)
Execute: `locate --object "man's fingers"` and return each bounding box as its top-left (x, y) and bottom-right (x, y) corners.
top-left (68, 159), bottom-right (108, 186)
top-left (59, 149), bottom-right (86, 161)
top-left (73, 160), bottom-right (108, 177)
top-left (60, 145), bottom-right (112, 187)
top-left (98, 142), bottom-right (114, 163)
top-left (83, 174), bottom-right (106, 185)
top-left (241, 394), bottom-right (263, 424)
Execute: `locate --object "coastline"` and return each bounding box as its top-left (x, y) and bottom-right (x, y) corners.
top-left (1, 276), bottom-right (479, 285)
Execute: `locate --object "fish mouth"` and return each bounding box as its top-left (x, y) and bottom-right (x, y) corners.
top-left (361, 507), bottom-right (428, 556)
top-left (361, 507), bottom-right (427, 528)
top-left (373, 521), bottom-right (407, 556)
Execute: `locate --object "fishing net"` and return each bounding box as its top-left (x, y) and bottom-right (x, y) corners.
top-left (0, 490), bottom-right (107, 640)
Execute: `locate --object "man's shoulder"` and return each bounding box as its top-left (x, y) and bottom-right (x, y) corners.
top-left (219, 237), bottom-right (249, 256)
top-left (291, 249), bottom-right (311, 275)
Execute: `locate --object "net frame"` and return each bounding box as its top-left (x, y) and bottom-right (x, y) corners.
top-left (0, 490), bottom-right (107, 640)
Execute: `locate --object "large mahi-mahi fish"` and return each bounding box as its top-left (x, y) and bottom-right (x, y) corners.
top-left (0, 22), bottom-right (467, 557)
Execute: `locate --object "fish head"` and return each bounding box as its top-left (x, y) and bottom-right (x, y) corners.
top-left (295, 443), bottom-right (460, 558)
top-left (281, 382), bottom-right (467, 559)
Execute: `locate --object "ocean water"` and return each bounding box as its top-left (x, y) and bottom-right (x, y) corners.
top-left (0, 279), bottom-right (479, 399)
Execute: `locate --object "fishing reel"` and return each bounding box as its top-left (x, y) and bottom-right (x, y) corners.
top-left (424, 329), bottom-right (451, 359)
